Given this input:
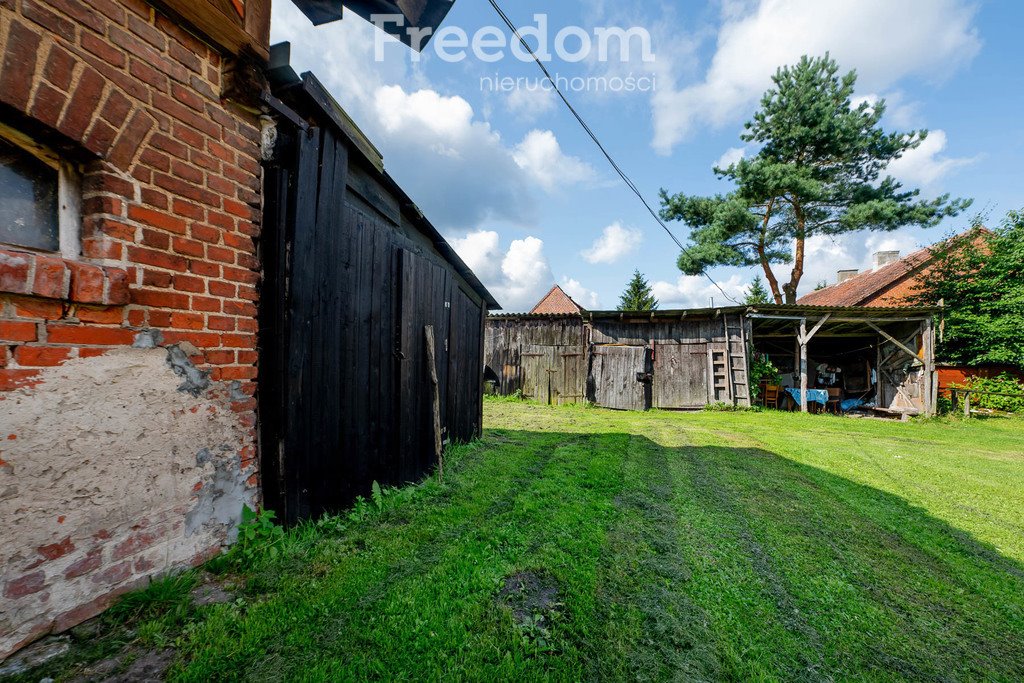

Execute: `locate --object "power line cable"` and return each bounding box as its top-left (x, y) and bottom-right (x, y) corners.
top-left (485, 0), bottom-right (742, 305)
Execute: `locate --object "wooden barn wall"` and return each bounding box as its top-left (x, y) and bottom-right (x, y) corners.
top-left (483, 318), bottom-right (588, 404)
top-left (261, 121), bottom-right (486, 524)
top-left (485, 315), bottom-right (750, 410)
top-left (590, 318), bottom-right (729, 346)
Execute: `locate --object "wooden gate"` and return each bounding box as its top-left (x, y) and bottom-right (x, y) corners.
top-left (520, 345), bottom-right (585, 405)
top-left (591, 345), bottom-right (650, 410)
top-left (653, 342), bottom-right (708, 408)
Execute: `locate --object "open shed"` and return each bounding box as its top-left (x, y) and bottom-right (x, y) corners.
top-left (485, 304), bottom-right (938, 416)
top-left (747, 305), bottom-right (938, 416)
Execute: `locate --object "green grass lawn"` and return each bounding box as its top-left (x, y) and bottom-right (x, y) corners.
top-left (17, 402), bottom-right (1024, 682)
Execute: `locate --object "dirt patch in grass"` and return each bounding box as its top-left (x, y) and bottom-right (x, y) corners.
top-left (86, 648), bottom-right (175, 683)
top-left (497, 570), bottom-right (563, 626)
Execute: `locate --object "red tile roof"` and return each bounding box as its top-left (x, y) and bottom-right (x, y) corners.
top-left (797, 229), bottom-right (985, 308)
top-left (530, 284), bottom-right (585, 314)
top-left (798, 246), bottom-right (934, 307)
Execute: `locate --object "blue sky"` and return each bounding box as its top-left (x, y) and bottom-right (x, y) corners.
top-left (271, 0), bottom-right (1023, 311)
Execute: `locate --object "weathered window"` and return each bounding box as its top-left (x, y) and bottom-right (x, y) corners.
top-left (0, 128), bottom-right (80, 257)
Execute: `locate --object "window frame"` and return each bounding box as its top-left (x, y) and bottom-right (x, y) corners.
top-left (0, 122), bottom-right (81, 259)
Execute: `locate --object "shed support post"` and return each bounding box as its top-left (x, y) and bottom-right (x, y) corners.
top-left (875, 342), bottom-right (883, 408)
top-left (923, 318), bottom-right (935, 417)
top-left (799, 318), bottom-right (808, 413)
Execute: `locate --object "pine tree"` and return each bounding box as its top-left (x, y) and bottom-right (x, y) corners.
top-left (617, 270), bottom-right (659, 311)
top-left (660, 54), bottom-right (969, 304)
top-left (744, 275), bottom-right (771, 305)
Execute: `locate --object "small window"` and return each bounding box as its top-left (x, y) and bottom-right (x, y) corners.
top-left (0, 127), bottom-right (80, 257)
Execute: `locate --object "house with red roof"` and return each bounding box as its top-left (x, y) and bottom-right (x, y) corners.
top-left (798, 229), bottom-right (1020, 389)
top-left (530, 284), bottom-right (586, 315)
top-left (798, 229), bottom-right (986, 308)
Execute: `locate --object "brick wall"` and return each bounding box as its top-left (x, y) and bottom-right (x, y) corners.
top-left (0, 0), bottom-right (263, 658)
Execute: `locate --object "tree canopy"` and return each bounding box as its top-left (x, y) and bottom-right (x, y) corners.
top-left (660, 54), bottom-right (970, 303)
top-left (617, 270), bottom-right (659, 311)
top-left (912, 214), bottom-right (1024, 370)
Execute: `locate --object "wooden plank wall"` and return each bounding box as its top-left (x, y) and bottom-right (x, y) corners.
top-left (261, 121), bottom-right (487, 524)
top-left (485, 315), bottom-right (750, 411)
top-left (483, 318), bottom-right (587, 399)
top-left (590, 345), bottom-right (649, 410)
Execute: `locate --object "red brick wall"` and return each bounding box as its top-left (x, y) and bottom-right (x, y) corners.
top-left (0, 0), bottom-right (263, 657)
top-left (0, 0), bottom-right (261, 406)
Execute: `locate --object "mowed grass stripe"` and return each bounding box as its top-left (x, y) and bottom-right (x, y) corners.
top-left (692, 441), bottom-right (1022, 679)
top-left (589, 433), bottom-right (724, 682)
top-left (663, 411), bottom-right (1024, 563)
top-left (173, 430), bottom-right (565, 680)
top-left (19, 401), bottom-right (1024, 682)
top-left (180, 430), bottom-right (631, 681)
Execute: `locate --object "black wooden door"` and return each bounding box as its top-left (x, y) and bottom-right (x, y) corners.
top-left (260, 124), bottom-right (352, 524)
top-left (396, 248), bottom-right (453, 483)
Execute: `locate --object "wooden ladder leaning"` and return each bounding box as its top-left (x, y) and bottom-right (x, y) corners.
top-left (712, 313), bottom-right (753, 405)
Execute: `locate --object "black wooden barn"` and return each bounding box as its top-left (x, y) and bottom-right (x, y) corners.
top-left (485, 305), bottom-right (938, 416)
top-left (258, 46), bottom-right (499, 524)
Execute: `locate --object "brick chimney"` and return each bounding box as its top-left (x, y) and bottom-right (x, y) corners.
top-left (873, 250), bottom-right (900, 269)
top-left (837, 269), bottom-right (859, 283)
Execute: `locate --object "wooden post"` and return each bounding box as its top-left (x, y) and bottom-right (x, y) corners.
top-left (876, 339), bottom-right (884, 409)
top-left (923, 319), bottom-right (935, 417)
top-left (964, 390), bottom-right (971, 418)
top-left (425, 325), bottom-right (443, 481)
top-left (799, 318), bottom-right (808, 413)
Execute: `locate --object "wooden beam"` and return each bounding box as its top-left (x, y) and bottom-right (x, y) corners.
top-left (867, 322), bottom-right (922, 364)
top-left (880, 331), bottom-right (923, 368)
top-left (149, 0), bottom-right (270, 60)
top-left (923, 318), bottom-right (936, 417)
top-left (825, 317), bottom-right (931, 324)
top-left (425, 325), bottom-right (443, 481)
top-left (755, 332), bottom-right (874, 338)
top-left (748, 314), bottom-right (931, 324)
top-left (799, 314), bottom-right (831, 345)
top-left (876, 342), bottom-right (883, 407)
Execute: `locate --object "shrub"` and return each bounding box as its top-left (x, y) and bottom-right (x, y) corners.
top-left (952, 374), bottom-right (1024, 413)
top-left (748, 354), bottom-right (781, 400)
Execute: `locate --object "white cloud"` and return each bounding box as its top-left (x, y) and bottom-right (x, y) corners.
top-left (800, 231), bottom-right (925, 290)
top-left (715, 146), bottom-right (747, 169)
top-left (652, 0), bottom-right (981, 153)
top-left (448, 229), bottom-right (503, 282)
top-left (561, 277), bottom-right (601, 309)
top-left (581, 222), bottom-right (643, 264)
top-left (887, 129), bottom-right (978, 189)
top-left (270, 2), bottom-right (551, 231)
top-left (513, 130), bottom-right (597, 190)
top-left (651, 274), bottom-right (747, 309)
top-left (853, 91), bottom-right (922, 130)
top-left (369, 86), bottom-right (538, 229)
top-left (506, 87), bottom-right (557, 121)
top-left (449, 231), bottom-right (554, 312)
